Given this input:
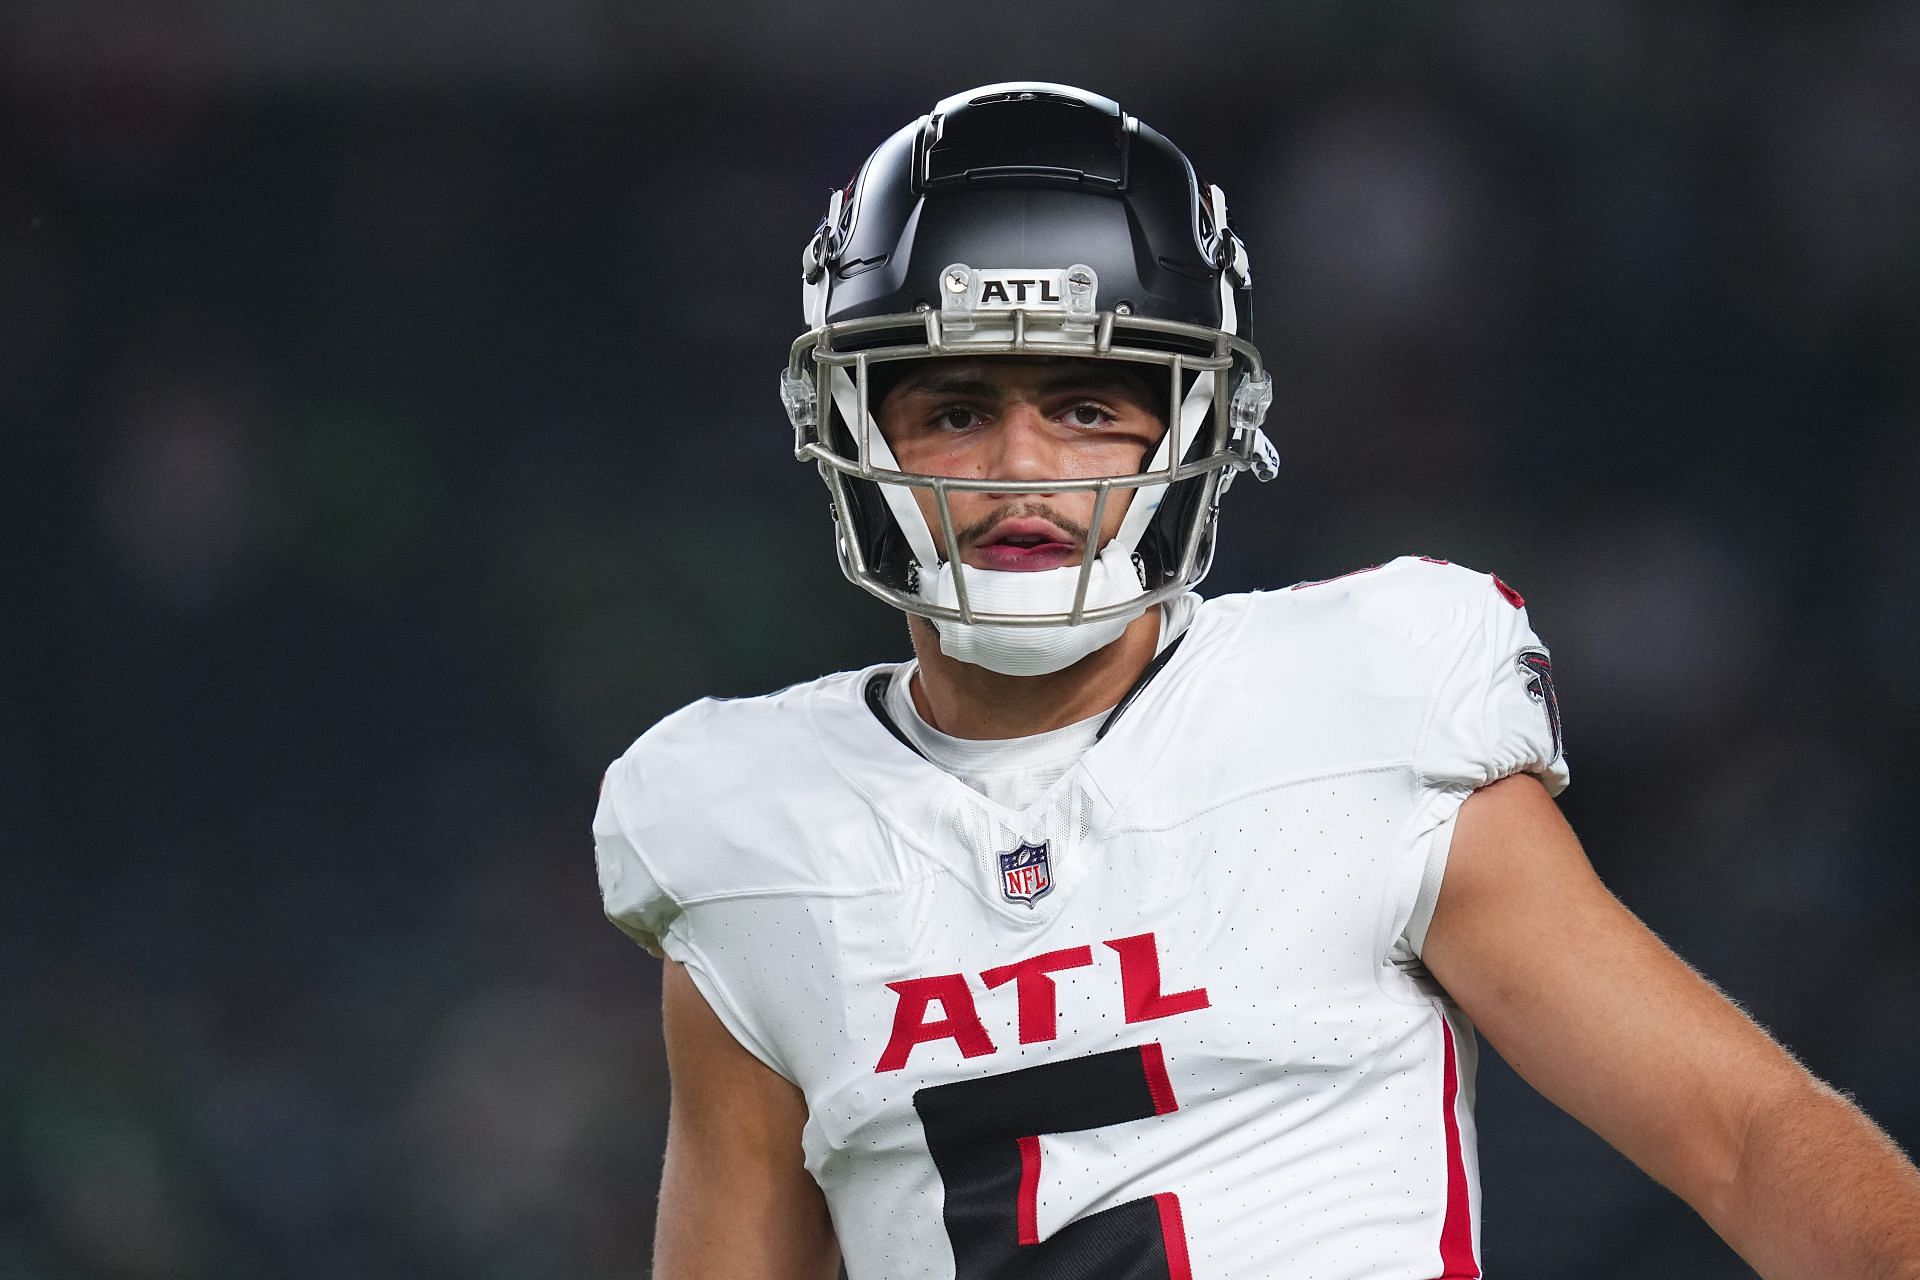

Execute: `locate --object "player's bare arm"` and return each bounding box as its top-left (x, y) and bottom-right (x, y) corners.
top-left (654, 961), bottom-right (840, 1280)
top-left (1428, 774), bottom-right (1920, 1279)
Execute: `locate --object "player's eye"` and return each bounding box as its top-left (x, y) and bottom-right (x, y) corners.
top-left (934, 406), bottom-right (984, 431)
top-left (1063, 402), bottom-right (1117, 428)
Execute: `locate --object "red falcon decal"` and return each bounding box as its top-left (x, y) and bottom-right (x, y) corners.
top-left (1515, 648), bottom-right (1563, 764)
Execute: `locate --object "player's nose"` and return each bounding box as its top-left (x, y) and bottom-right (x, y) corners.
top-left (982, 403), bottom-right (1062, 487)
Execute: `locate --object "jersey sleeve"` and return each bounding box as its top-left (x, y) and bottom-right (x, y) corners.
top-left (1398, 567), bottom-right (1570, 958)
top-left (1417, 573), bottom-right (1570, 796)
top-left (592, 748), bottom-right (681, 958)
top-left (588, 683), bottom-right (873, 1084)
top-left (592, 721), bottom-right (802, 1079)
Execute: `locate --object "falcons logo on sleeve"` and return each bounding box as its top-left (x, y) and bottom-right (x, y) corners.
top-left (1515, 648), bottom-right (1563, 764)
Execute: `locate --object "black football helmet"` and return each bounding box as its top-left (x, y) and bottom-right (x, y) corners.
top-left (780, 82), bottom-right (1277, 630)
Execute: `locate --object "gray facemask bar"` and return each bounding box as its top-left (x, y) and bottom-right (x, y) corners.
top-left (781, 305), bottom-right (1275, 627)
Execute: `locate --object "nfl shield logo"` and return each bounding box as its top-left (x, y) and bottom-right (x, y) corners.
top-left (998, 840), bottom-right (1053, 908)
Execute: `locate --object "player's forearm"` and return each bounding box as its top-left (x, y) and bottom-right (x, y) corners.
top-left (1697, 1075), bottom-right (1920, 1279)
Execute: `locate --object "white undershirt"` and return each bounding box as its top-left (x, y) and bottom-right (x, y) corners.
top-left (885, 596), bottom-right (1198, 811)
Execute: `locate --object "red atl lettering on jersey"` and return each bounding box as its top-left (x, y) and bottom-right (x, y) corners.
top-left (981, 945), bottom-right (1095, 1044)
top-left (874, 975), bottom-right (996, 1072)
top-left (874, 932), bottom-right (1207, 1072)
top-left (1106, 933), bottom-right (1211, 1023)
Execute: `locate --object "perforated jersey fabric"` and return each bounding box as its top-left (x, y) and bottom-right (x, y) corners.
top-left (593, 557), bottom-right (1568, 1279)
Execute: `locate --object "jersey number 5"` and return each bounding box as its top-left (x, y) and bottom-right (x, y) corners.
top-left (913, 1042), bottom-right (1193, 1280)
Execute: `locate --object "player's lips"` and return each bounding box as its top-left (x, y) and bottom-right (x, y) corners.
top-left (968, 517), bottom-right (1079, 572)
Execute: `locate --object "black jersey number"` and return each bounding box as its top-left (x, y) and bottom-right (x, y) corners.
top-left (912, 1042), bottom-right (1193, 1280)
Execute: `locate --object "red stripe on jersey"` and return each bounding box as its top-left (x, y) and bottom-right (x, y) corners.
top-left (1015, 1134), bottom-right (1042, 1246)
top-left (1140, 1041), bottom-right (1179, 1116)
top-left (1154, 1193), bottom-right (1193, 1280)
top-left (1436, 1016), bottom-right (1481, 1277)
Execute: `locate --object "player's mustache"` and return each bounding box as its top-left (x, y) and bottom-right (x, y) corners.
top-left (954, 502), bottom-right (1091, 549)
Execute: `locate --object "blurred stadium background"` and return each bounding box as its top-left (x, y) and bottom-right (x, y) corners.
top-left (5, 2), bottom-right (1918, 1276)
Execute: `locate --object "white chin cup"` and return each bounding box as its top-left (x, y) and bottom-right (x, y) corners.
top-left (919, 540), bottom-right (1150, 676)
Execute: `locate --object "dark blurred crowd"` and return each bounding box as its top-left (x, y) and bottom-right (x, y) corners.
top-left (5, 3), bottom-right (1918, 1277)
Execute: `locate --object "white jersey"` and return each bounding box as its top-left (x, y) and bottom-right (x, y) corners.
top-left (595, 556), bottom-right (1569, 1280)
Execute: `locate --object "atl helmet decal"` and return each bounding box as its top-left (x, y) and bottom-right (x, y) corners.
top-left (1515, 648), bottom-right (1563, 764)
top-left (997, 840), bottom-right (1054, 908)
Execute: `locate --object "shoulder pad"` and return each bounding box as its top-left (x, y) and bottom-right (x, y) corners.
top-left (1170, 556), bottom-right (1567, 794)
top-left (1285, 555), bottom-right (1507, 648)
top-left (593, 670), bottom-right (891, 950)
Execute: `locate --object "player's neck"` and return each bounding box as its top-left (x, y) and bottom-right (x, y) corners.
top-left (904, 609), bottom-right (1163, 741)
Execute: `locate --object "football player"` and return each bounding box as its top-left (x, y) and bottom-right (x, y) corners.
top-left (595, 84), bottom-right (1920, 1278)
